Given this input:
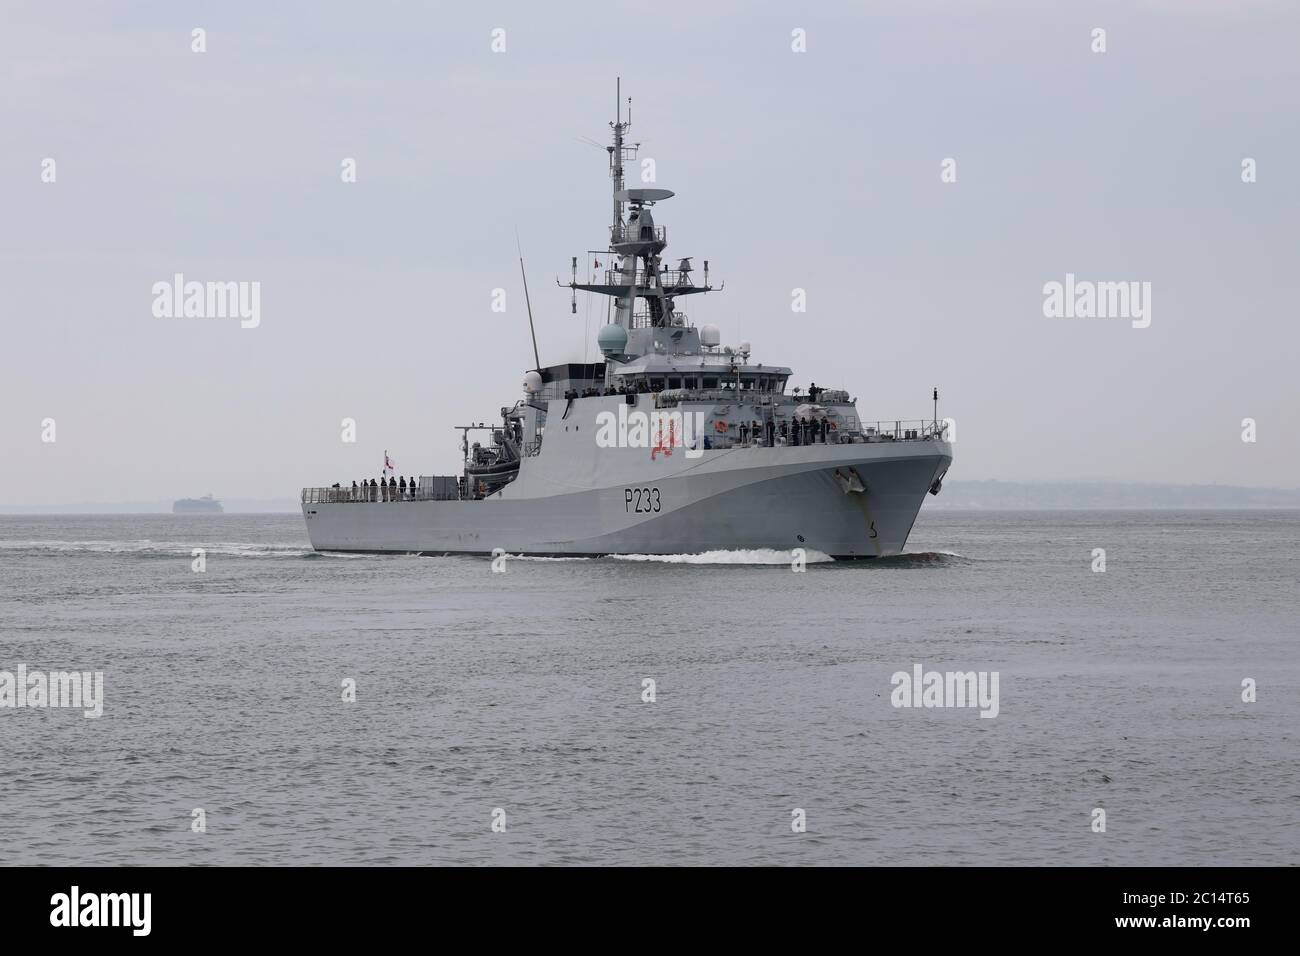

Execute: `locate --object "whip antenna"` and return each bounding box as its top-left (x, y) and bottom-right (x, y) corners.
top-left (516, 232), bottom-right (542, 372)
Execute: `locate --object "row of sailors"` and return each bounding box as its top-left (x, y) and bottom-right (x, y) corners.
top-left (327, 477), bottom-right (421, 501)
top-left (566, 383), bottom-right (649, 398)
top-left (727, 418), bottom-right (839, 446)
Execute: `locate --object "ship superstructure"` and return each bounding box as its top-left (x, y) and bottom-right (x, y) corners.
top-left (301, 91), bottom-right (951, 558)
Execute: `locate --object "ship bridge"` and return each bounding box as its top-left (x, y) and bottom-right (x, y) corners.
top-left (610, 356), bottom-right (792, 395)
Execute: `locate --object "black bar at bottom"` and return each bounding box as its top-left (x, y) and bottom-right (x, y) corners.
top-left (0, 866), bottom-right (1287, 942)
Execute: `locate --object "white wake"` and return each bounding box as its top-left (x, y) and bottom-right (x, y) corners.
top-left (609, 548), bottom-right (833, 565)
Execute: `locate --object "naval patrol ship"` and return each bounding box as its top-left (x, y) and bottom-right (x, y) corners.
top-left (302, 94), bottom-right (952, 558)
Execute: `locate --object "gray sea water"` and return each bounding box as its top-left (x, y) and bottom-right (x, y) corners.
top-left (0, 510), bottom-right (1295, 866)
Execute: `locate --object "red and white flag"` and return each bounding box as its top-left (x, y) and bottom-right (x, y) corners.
top-left (383, 451), bottom-right (394, 476)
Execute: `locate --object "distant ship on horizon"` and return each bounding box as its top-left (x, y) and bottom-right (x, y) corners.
top-left (173, 494), bottom-right (223, 514)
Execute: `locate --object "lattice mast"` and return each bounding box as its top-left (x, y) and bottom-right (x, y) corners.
top-left (565, 80), bottom-right (715, 336)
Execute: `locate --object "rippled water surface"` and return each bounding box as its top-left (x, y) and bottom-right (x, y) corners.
top-left (1, 511), bottom-right (1296, 865)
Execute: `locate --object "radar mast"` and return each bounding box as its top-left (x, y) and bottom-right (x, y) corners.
top-left (564, 80), bottom-right (717, 346)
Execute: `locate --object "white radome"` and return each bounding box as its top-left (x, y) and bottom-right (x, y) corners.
top-left (700, 324), bottom-right (721, 347)
top-left (523, 370), bottom-right (543, 393)
top-left (596, 323), bottom-right (629, 356)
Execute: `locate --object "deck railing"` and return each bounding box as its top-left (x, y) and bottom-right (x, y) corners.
top-left (861, 420), bottom-right (950, 441)
top-left (602, 267), bottom-right (693, 289)
top-left (708, 418), bottom-right (947, 446)
top-left (301, 486), bottom-right (461, 504)
top-left (629, 309), bottom-right (690, 329)
top-left (610, 223), bottom-right (666, 246)
top-left (652, 388), bottom-right (855, 408)
top-left (534, 388), bottom-right (950, 442)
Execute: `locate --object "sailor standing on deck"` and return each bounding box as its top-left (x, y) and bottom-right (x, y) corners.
top-left (399, 476), bottom-right (407, 500)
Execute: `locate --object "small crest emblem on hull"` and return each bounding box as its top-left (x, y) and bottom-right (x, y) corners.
top-left (833, 468), bottom-right (866, 495)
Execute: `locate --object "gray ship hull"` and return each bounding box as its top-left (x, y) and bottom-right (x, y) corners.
top-left (303, 439), bottom-right (951, 559)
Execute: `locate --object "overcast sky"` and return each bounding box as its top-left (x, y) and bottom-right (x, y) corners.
top-left (2, 0), bottom-right (1296, 505)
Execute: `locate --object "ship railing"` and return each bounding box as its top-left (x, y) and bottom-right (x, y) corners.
top-left (703, 417), bottom-right (946, 448)
top-left (615, 404), bottom-right (945, 444)
top-left (602, 267), bottom-right (693, 289)
top-left (531, 383), bottom-right (603, 402)
top-left (610, 224), bottom-right (666, 245)
top-left (861, 420), bottom-right (950, 442)
top-left (629, 310), bottom-right (691, 329)
top-left (652, 388), bottom-right (804, 407)
top-left (301, 486), bottom-right (463, 504)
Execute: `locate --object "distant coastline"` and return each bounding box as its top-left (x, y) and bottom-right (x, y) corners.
top-left (925, 480), bottom-right (1300, 510)
top-left (2, 482), bottom-right (1299, 514)
top-left (0, 498), bottom-right (299, 515)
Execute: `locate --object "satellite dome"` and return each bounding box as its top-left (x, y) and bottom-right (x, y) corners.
top-left (738, 340), bottom-right (751, 355)
top-left (597, 323), bottom-right (628, 355)
top-left (700, 324), bottom-right (721, 348)
top-left (522, 370), bottom-right (543, 393)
